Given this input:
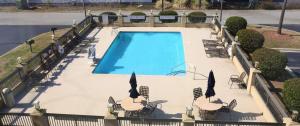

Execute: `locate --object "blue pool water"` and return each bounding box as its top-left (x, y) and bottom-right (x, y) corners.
top-left (93, 32), bottom-right (186, 75)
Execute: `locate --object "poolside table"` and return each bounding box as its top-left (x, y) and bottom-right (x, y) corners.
top-left (195, 96), bottom-right (223, 120)
top-left (195, 96), bottom-right (223, 111)
top-left (120, 96), bottom-right (146, 112)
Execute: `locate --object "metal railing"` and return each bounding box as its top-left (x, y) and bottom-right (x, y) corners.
top-left (0, 15), bottom-right (95, 106)
top-left (215, 17), bottom-right (222, 29)
top-left (186, 16), bottom-right (215, 24)
top-left (0, 112), bottom-right (286, 126)
top-left (122, 15), bottom-right (150, 24)
top-left (46, 113), bottom-right (105, 126)
top-left (236, 46), bottom-right (253, 74)
top-left (195, 120), bottom-right (285, 126)
top-left (0, 113), bottom-right (33, 126)
top-left (224, 29), bottom-right (235, 45)
top-left (154, 15), bottom-right (182, 24)
top-left (254, 74), bottom-right (289, 122)
top-left (118, 117), bottom-right (182, 126)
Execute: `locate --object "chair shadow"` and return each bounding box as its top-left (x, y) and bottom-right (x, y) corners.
top-left (150, 100), bottom-right (168, 105)
top-left (1, 81), bottom-right (62, 113)
top-left (152, 108), bottom-right (182, 119)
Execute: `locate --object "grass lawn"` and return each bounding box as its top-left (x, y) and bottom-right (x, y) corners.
top-left (248, 25), bottom-right (300, 49)
top-left (0, 28), bottom-right (70, 80)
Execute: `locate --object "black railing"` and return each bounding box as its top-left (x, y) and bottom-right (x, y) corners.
top-left (46, 113), bottom-right (105, 126)
top-left (122, 15), bottom-right (150, 24)
top-left (118, 117), bottom-right (182, 126)
top-left (224, 29), bottom-right (235, 45)
top-left (254, 74), bottom-right (289, 122)
top-left (0, 112), bottom-right (287, 126)
top-left (214, 17), bottom-right (221, 29)
top-left (0, 113), bottom-right (33, 126)
top-left (186, 16), bottom-right (215, 24)
top-left (154, 15), bottom-right (182, 24)
top-left (195, 120), bottom-right (285, 126)
top-left (236, 46), bottom-right (253, 74)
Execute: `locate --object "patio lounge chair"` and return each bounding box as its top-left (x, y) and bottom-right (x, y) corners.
top-left (228, 72), bottom-right (246, 88)
top-left (139, 86), bottom-right (149, 102)
top-left (108, 96), bottom-right (124, 111)
top-left (220, 99), bottom-right (237, 113)
top-left (192, 87), bottom-right (203, 105)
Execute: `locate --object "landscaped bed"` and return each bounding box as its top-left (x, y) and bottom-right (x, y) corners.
top-left (0, 28), bottom-right (70, 80)
top-left (248, 25), bottom-right (300, 49)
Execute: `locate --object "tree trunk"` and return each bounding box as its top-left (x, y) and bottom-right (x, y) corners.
top-left (278, 0), bottom-right (288, 35)
top-left (29, 44), bottom-right (33, 53)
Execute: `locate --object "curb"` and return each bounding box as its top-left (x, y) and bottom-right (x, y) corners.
top-left (272, 48), bottom-right (300, 52)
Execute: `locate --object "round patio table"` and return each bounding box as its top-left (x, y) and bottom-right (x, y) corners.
top-left (120, 96), bottom-right (146, 111)
top-left (195, 96), bottom-right (223, 111)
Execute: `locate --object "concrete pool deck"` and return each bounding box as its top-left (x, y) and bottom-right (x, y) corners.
top-left (5, 27), bottom-right (265, 122)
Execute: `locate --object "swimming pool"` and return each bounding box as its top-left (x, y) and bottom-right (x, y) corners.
top-left (93, 32), bottom-right (186, 75)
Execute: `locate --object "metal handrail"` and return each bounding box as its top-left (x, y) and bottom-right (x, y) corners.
top-left (195, 120), bottom-right (285, 126)
top-left (254, 74), bottom-right (289, 122)
top-left (236, 46), bottom-right (253, 74)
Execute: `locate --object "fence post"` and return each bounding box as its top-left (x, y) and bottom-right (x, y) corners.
top-left (104, 111), bottom-right (118, 126)
top-left (117, 10), bottom-right (123, 27)
top-left (181, 13), bottom-right (187, 27)
top-left (30, 109), bottom-right (49, 126)
top-left (246, 68), bottom-right (261, 94)
top-left (283, 117), bottom-right (295, 126)
top-left (149, 10), bottom-right (155, 27)
top-left (220, 26), bottom-right (227, 40)
top-left (182, 114), bottom-right (195, 126)
top-left (230, 41), bottom-right (237, 60)
top-left (16, 64), bottom-right (24, 80)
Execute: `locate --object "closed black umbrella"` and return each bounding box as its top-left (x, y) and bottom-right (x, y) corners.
top-left (129, 72), bottom-right (140, 99)
top-left (205, 70), bottom-right (216, 102)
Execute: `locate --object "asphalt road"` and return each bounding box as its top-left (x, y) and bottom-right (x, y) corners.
top-left (277, 49), bottom-right (300, 76)
top-left (285, 52), bottom-right (300, 76)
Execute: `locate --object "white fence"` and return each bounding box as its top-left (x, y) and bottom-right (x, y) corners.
top-left (0, 0), bottom-right (152, 4)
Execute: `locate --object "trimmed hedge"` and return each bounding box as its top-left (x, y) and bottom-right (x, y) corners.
top-left (187, 11), bottom-right (207, 23)
top-left (237, 29), bottom-right (264, 53)
top-left (158, 10), bottom-right (178, 23)
top-left (252, 48), bottom-right (288, 80)
top-left (130, 12), bottom-right (146, 23)
top-left (225, 16), bottom-right (247, 36)
top-left (283, 78), bottom-right (300, 113)
top-left (98, 12), bottom-right (118, 24)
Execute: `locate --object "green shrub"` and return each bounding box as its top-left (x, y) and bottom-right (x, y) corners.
top-left (237, 29), bottom-right (264, 53)
top-left (187, 11), bottom-right (207, 23)
top-left (225, 16), bottom-right (247, 36)
top-left (130, 12), bottom-right (146, 23)
top-left (158, 10), bottom-right (178, 23)
top-left (98, 12), bottom-right (118, 24)
top-left (253, 48), bottom-right (288, 80)
top-left (283, 78), bottom-right (300, 113)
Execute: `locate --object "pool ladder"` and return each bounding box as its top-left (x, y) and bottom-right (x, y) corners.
top-left (167, 63), bottom-right (199, 80)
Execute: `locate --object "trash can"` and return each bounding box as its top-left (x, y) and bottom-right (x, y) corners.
top-left (16, 0), bottom-right (28, 9)
top-left (1, 88), bottom-right (16, 108)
